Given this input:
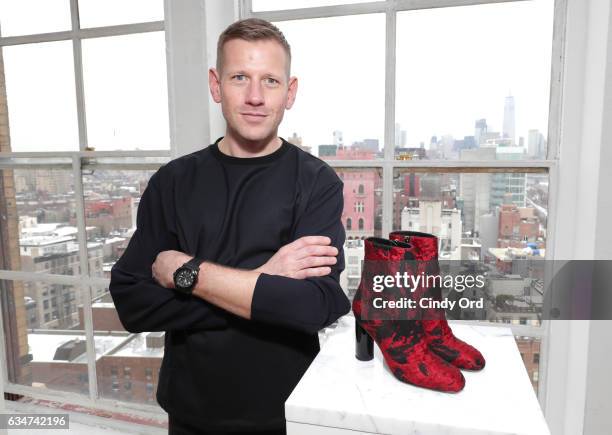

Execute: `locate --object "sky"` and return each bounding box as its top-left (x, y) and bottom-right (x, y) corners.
top-left (0, 0), bottom-right (554, 154)
top-left (274, 0), bottom-right (555, 151)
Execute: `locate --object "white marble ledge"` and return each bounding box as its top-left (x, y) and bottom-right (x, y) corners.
top-left (286, 316), bottom-right (550, 435)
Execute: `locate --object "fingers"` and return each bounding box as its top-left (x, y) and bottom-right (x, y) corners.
top-left (294, 244), bottom-right (339, 260)
top-left (296, 255), bottom-right (337, 270)
top-left (293, 267), bottom-right (332, 279)
top-left (290, 236), bottom-right (332, 250)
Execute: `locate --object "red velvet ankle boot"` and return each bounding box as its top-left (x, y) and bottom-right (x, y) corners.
top-left (388, 231), bottom-right (485, 371)
top-left (352, 237), bottom-right (465, 392)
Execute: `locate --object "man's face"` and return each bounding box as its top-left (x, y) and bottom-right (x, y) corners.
top-left (209, 38), bottom-right (297, 144)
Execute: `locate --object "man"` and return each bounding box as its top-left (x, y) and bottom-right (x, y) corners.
top-left (109, 18), bottom-right (350, 435)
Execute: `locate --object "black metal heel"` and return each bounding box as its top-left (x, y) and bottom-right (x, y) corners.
top-left (355, 320), bottom-right (373, 361)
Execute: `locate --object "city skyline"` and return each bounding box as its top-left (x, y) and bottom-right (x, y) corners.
top-left (1, 0), bottom-right (554, 153)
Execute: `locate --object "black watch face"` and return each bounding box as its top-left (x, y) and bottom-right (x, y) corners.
top-left (175, 268), bottom-right (196, 289)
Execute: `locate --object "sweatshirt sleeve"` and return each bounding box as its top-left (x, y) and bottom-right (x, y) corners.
top-left (250, 176), bottom-right (351, 334)
top-left (109, 172), bottom-right (227, 333)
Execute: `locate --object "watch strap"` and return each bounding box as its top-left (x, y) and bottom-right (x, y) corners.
top-left (184, 256), bottom-right (205, 271)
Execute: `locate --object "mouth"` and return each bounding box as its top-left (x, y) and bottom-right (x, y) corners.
top-left (241, 112), bottom-right (268, 122)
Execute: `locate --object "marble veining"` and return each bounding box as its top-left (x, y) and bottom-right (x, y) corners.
top-left (286, 315), bottom-right (550, 435)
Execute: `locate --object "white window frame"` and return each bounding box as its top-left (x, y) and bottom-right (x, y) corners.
top-left (242, 0), bottom-right (566, 409)
top-left (0, 0), bottom-right (171, 426)
top-left (2, 0), bottom-right (609, 433)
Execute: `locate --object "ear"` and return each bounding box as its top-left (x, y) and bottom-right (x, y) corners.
top-left (285, 76), bottom-right (298, 110)
top-left (209, 67), bottom-right (222, 103)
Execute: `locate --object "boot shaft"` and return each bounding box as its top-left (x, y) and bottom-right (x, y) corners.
top-left (352, 237), bottom-right (414, 321)
top-left (389, 231), bottom-right (439, 261)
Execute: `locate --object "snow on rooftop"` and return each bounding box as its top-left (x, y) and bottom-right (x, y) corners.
top-left (111, 333), bottom-right (164, 359)
top-left (92, 302), bottom-right (115, 309)
top-left (28, 333), bottom-right (127, 363)
top-left (105, 237), bottom-right (126, 244)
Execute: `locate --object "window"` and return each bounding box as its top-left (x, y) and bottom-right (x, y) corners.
top-left (0, 0), bottom-right (167, 417)
top-left (249, 0), bottom-right (557, 402)
top-left (0, 0), bottom-right (565, 426)
top-left (271, 14), bottom-right (385, 158)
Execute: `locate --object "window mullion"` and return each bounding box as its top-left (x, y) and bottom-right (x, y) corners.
top-left (70, 0), bottom-right (88, 152)
top-left (382, 7), bottom-right (396, 237)
top-left (72, 156), bottom-right (99, 402)
top-left (546, 0), bottom-right (568, 161)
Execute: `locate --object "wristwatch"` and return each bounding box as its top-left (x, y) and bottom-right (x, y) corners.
top-left (173, 256), bottom-right (205, 295)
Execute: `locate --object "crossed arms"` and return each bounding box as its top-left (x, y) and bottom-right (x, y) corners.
top-left (109, 173), bottom-right (351, 334)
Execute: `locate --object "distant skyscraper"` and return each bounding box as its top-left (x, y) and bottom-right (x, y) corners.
top-left (395, 123), bottom-right (407, 147)
top-left (333, 130), bottom-right (343, 147)
top-left (528, 129), bottom-right (546, 159)
top-left (459, 147), bottom-right (496, 233)
top-left (475, 119), bottom-right (487, 146)
top-left (503, 95), bottom-right (516, 145)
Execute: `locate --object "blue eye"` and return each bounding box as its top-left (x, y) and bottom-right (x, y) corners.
top-left (233, 74), bottom-right (246, 81)
top-left (264, 77), bottom-right (279, 85)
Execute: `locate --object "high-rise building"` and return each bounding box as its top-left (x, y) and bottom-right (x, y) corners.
top-left (493, 146), bottom-right (527, 207)
top-left (333, 130), bottom-right (343, 147)
top-left (528, 129), bottom-right (547, 159)
top-left (503, 95), bottom-right (516, 145)
top-left (475, 119), bottom-right (488, 146)
top-left (395, 123), bottom-right (407, 147)
top-left (453, 136), bottom-right (477, 153)
top-left (459, 147), bottom-right (496, 234)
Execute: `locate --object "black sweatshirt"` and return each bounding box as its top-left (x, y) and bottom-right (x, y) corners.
top-left (109, 137), bottom-right (351, 431)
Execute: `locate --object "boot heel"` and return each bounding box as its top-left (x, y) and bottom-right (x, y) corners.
top-left (355, 321), bottom-right (373, 361)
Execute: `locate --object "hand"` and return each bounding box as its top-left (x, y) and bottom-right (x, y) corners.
top-left (255, 236), bottom-right (339, 279)
top-left (152, 250), bottom-right (193, 288)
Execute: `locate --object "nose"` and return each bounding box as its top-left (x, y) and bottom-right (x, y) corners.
top-left (246, 81), bottom-right (264, 106)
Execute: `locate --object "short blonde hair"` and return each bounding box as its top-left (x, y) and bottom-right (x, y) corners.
top-left (216, 18), bottom-right (291, 75)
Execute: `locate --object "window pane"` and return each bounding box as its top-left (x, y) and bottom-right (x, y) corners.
top-left (326, 168), bottom-right (382, 297)
top-left (516, 336), bottom-right (541, 395)
top-left (392, 169), bottom-right (548, 326)
top-left (83, 169), bottom-right (158, 277)
top-left (392, 170), bottom-right (548, 253)
top-left (81, 169), bottom-right (162, 405)
top-left (395, 0), bottom-right (554, 160)
top-left (274, 14), bottom-right (385, 159)
top-left (81, 32), bottom-right (169, 150)
top-left (78, 0), bottom-right (163, 28)
top-left (0, 167), bottom-right (80, 275)
top-left (253, 0), bottom-right (373, 12)
top-left (0, 0), bottom-right (71, 37)
top-left (1, 279), bottom-right (91, 395)
top-left (93, 287), bottom-right (164, 405)
top-left (2, 42), bottom-right (79, 151)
